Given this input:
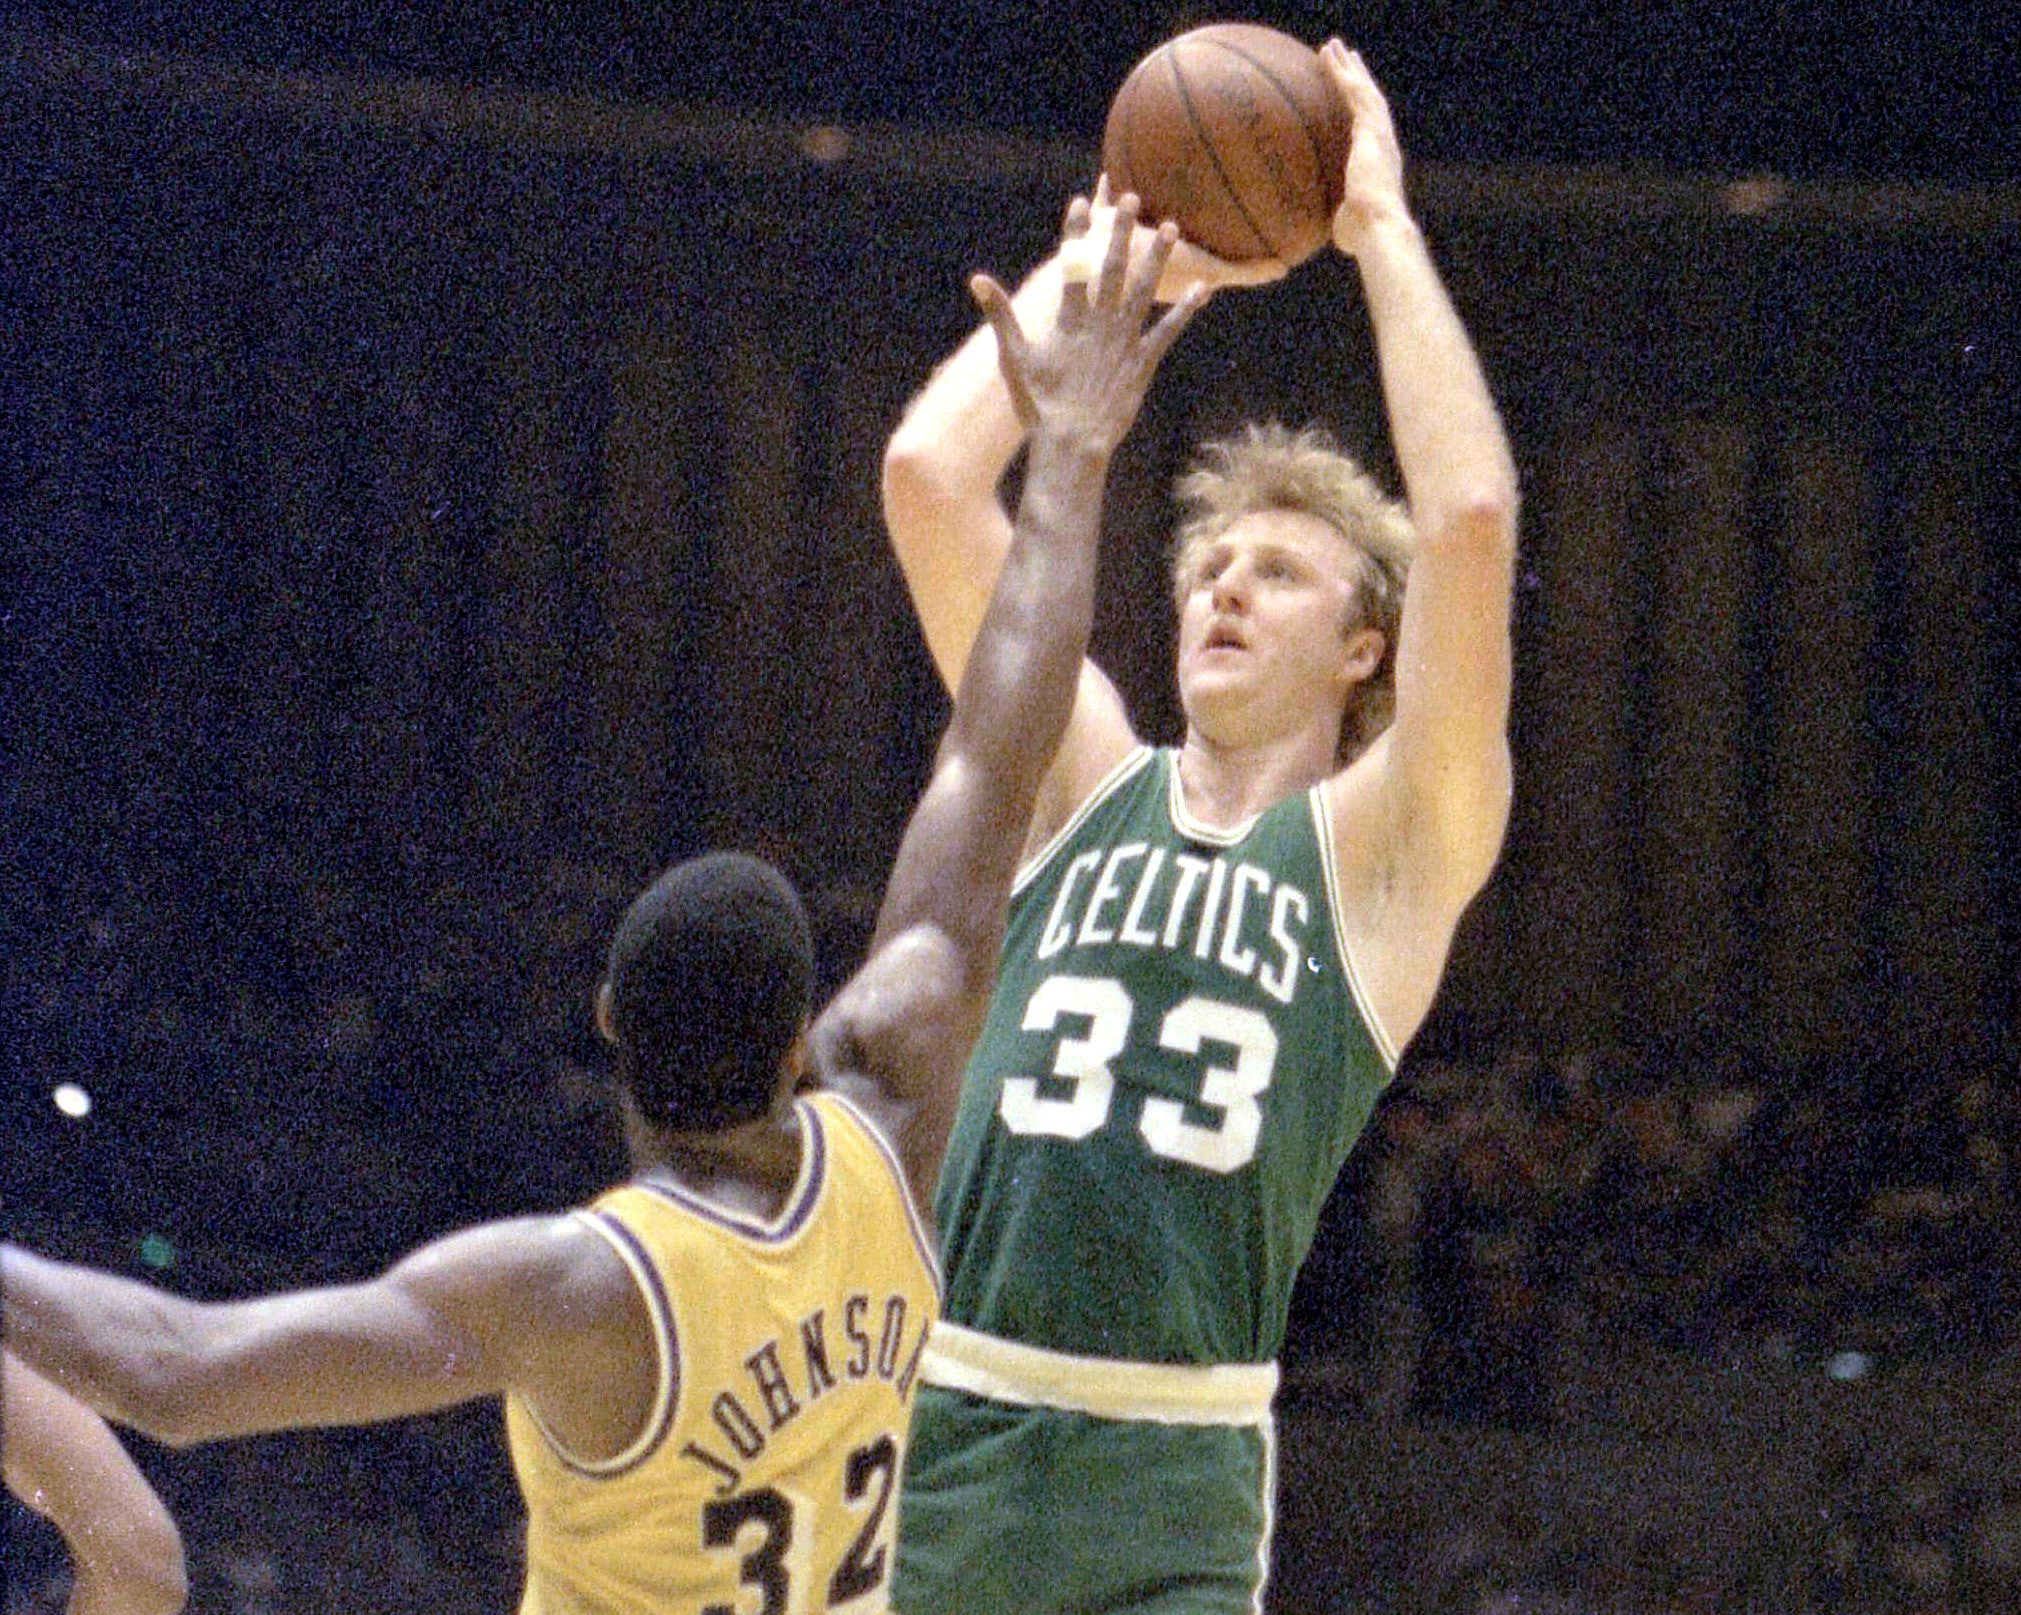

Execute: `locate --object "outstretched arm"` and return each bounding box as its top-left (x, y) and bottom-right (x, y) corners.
top-left (882, 201), bottom-right (1273, 843)
top-left (1325, 42), bottom-right (1520, 911)
top-left (2, 1351), bottom-right (187, 1615)
top-left (823, 197), bottom-right (1205, 1212)
top-left (0, 1217), bottom-right (648, 1457)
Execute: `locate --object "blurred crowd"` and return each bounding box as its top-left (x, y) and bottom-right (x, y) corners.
top-left (1357, 1044), bottom-right (2019, 1431)
top-left (7, 895), bottom-right (2019, 1615)
top-left (1350, 1455), bottom-right (2020, 1615)
top-left (1337, 1439), bottom-right (2021, 1614)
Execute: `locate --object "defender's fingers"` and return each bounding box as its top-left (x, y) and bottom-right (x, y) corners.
top-left (1057, 194), bottom-right (1100, 299)
top-left (1058, 196), bottom-right (1101, 322)
top-left (969, 272), bottom-right (1040, 422)
top-left (970, 272), bottom-right (1024, 359)
top-left (1122, 220), bottom-right (1181, 314)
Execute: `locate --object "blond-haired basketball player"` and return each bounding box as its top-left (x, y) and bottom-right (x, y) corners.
top-left (1, 200), bottom-right (1202, 1615)
top-left (885, 45), bottom-right (1520, 1615)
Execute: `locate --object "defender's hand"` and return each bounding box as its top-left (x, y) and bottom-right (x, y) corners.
top-left (973, 192), bottom-right (1207, 456)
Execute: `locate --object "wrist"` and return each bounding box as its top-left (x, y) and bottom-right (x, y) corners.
top-left (1026, 424), bottom-right (1116, 480)
top-left (1339, 198), bottom-right (1421, 258)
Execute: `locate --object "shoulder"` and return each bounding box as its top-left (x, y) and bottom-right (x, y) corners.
top-left (1021, 742), bottom-right (1164, 874)
top-left (389, 1211), bottom-right (640, 1324)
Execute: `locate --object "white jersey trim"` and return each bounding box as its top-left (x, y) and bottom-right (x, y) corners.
top-left (1165, 750), bottom-right (1266, 846)
top-left (1009, 746), bottom-right (1157, 900)
top-left (920, 1320), bottom-right (1277, 1426)
top-left (1307, 785), bottom-right (1402, 1076)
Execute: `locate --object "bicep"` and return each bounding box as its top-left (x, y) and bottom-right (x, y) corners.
top-left (815, 931), bottom-right (981, 1219)
top-left (1384, 512), bottom-right (1516, 893)
top-left (131, 1222), bottom-right (562, 1443)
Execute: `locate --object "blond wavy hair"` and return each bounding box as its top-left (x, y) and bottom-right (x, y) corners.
top-left (1171, 423), bottom-right (1415, 759)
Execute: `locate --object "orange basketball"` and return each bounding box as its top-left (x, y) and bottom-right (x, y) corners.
top-left (1101, 24), bottom-right (1348, 266)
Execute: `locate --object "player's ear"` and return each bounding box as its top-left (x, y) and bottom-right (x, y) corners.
top-left (594, 980), bottom-right (619, 1045)
top-left (1338, 624), bottom-right (1385, 688)
top-left (780, 1022), bottom-right (815, 1096)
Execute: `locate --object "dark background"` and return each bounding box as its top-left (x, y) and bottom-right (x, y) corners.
top-left (3, 5), bottom-right (2018, 1611)
top-left (12, 0), bottom-right (2020, 183)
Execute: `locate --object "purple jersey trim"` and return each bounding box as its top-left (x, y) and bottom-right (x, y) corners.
top-left (634, 1099), bottom-right (827, 1242)
top-left (817, 1091), bottom-right (943, 1300)
top-left (533, 1209), bottom-right (681, 1480)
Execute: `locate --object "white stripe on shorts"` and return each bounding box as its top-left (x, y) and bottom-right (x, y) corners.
top-left (919, 1321), bottom-right (1278, 1425)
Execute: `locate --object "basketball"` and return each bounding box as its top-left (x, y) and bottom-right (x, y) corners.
top-left (1101, 24), bottom-right (1347, 267)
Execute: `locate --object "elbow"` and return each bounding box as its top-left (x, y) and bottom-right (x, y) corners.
top-left (100, 1385), bottom-right (199, 1450)
top-left (1430, 490), bottom-right (1520, 566)
top-left (881, 429), bottom-right (955, 540)
top-left (1471, 480), bottom-right (1521, 537)
top-left (883, 413), bottom-right (998, 537)
top-left (132, 1368), bottom-right (225, 1451)
top-left (881, 434), bottom-right (933, 537)
top-left (100, 1339), bottom-right (218, 1451)
top-left (144, 1411), bottom-right (211, 1452)
top-left (883, 409), bottom-right (938, 487)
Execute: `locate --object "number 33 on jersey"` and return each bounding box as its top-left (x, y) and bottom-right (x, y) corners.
top-left (932, 748), bottom-right (1397, 1366)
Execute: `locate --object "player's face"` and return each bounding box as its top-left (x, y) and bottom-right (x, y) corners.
top-left (1175, 509), bottom-right (1371, 740)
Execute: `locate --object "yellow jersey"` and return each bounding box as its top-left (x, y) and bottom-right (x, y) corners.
top-left (507, 1091), bottom-right (940, 1615)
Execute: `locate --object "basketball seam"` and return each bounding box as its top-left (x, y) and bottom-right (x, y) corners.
top-left (1162, 46), bottom-right (1272, 261)
top-left (1196, 35), bottom-right (1336, 214)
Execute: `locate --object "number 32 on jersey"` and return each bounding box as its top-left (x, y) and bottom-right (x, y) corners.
top-left (997, 974), bottom-right (1278, 1174)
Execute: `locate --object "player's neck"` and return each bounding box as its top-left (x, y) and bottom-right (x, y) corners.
top-left (631, 1104), bottom-right (808, 1222)
top-left (1176, 725), bottom-right (1336, 829)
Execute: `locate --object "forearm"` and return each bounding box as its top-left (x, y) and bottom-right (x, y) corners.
top-left (66, 1505), bottom-right (188, 1615)
top-left (1, 1249), bottom-right (195, 1440)
top-left (1354, 209), bottom-right (1519, 545)
top-left (882, 260), bottom-right (1073, 688)
top-left (3, 1354), bottom-right (187, 1615)
top-left (864, 427), bottom-right (1110, 971)
top-left (947, 426), bottom-right (1109, 780)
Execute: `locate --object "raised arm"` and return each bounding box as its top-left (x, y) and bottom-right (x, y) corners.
top-left (2, 1351), bottom-right (187, 1615)
top-left (1324, 42), bottom-right (1520, 910)
top-left (882, 203), bottom-right (1274, 839)
top-left (822, 197), bottom-right (1204, 1211)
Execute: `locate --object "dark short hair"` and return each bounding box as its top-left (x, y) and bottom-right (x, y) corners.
top-left (603, 852), bottom-right (814, 1133)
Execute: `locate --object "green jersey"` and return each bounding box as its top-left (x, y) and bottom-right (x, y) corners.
top-left (932, 746), bottom-right (1397, 1367)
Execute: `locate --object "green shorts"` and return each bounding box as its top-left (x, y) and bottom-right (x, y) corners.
top-left (893, 1384), bottom-right (1275, 1615)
